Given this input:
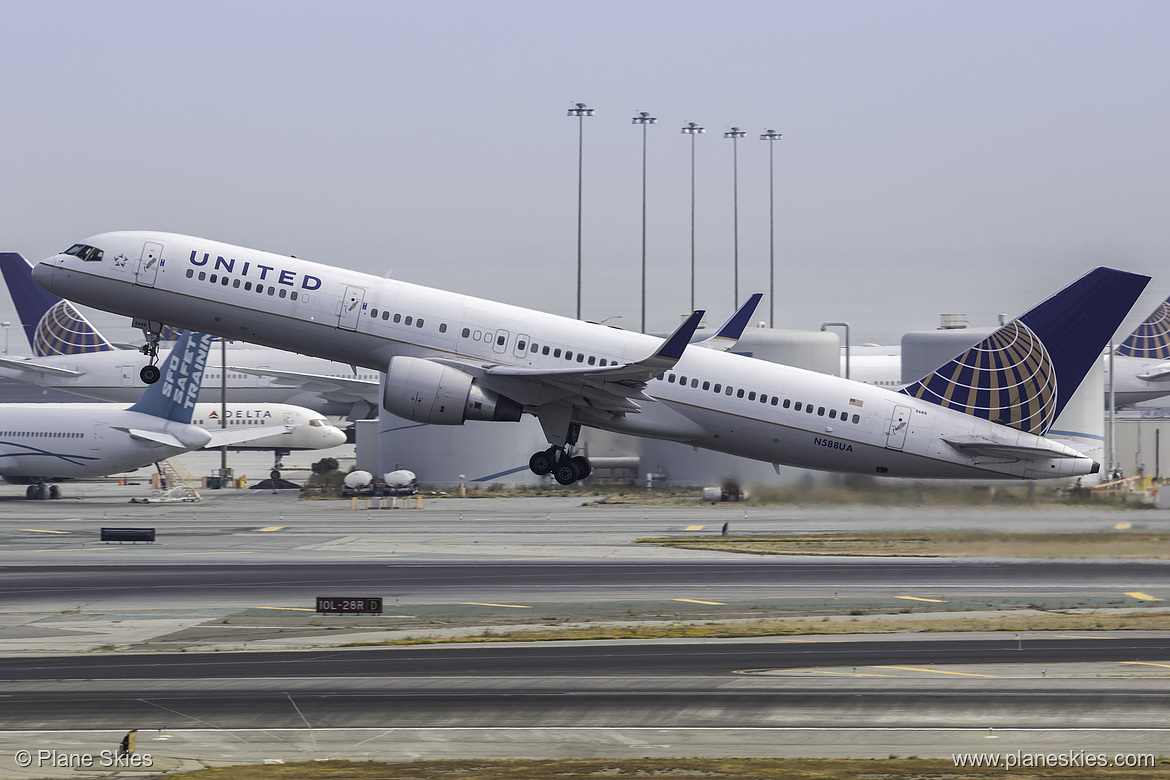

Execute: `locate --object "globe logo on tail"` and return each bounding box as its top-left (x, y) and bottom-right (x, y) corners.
top-left (1116, 300), bottom-right (1170, 360)
top-left (32, 301), bottom-right (114, 357)
top-left (900, 320), bottom-right (1058, 436)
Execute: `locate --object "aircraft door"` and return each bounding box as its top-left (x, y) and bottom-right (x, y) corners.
top-left (338, 286), bottom-right (366, 330)
top-left (119, 365), bottom-right (137, 387)
top-left (492, 329), bottom-right (509, 354)
top-left (135, 242), bottom-right (164, 287)
top-left (885, 404), bottom-right (912, 450)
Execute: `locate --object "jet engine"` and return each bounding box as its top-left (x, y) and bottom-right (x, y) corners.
top-left (382, 356), bottom-right (522, 425)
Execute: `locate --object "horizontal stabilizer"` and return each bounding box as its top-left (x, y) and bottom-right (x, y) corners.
top-left (700, 293), bottom-right (763, 351)
top-left (121, 428), bottom-right (186, 448)
top-left (942, 435), bottom-right (1083, 461)
top-left (1136, 365), bottom-right (1170, 382)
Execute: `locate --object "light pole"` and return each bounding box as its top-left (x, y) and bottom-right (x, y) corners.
top-left (681, 122), bottom-right (705, 313)
top-left (1, 322), bottom-right (8, 355)
top-left (567, 102), bottom-right (594, 320)
top-left (760, 129), bottom-right (782, 327)
top-left (724, 127), bottom-right (746, 308)
top-left (632, 111), bottom-right (656, 332)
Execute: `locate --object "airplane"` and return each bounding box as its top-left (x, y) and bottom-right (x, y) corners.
top-left (0, 329), bottom-right (312, 499)
top-left (845, 294), bottom-right (1170, 410)
top-left (189, 401), bottom-right (347, 468)
top-left (0, 252), bottom-right (380, 418)
top-left (33, 231), bottom-right (1149, 483)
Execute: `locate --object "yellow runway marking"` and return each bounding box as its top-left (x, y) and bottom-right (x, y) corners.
top-left (327, 555), bottom-right (401, 558)
top-left (684, 525), bottom-right (706, 531)
top-left (873, 666), bottom-right (997, 678)
top-left (894, 596), bottom-right (947, 603)
top-left (1121, 661), bottom-right (1170, 669)
top-left (1115, 521), bottom-right (1133, 530)
top-left (1125, 591), bottom-right (1163, 601)
top-left (463, 602), bottom-right (532, 609)
top-left (672, 598), bottom-right (726, 606)
top-left (170, 552), bottom-right (256, 556)
top-left (258, 526), bottom-right (284, 532)
top-left (254, 606), bottom-right (317, 612)
top-left (1055, 634), bottom-right (1116, 639)
top-left (814, 670), bottom-right (894, 677)
top-left (21, 529), bottom-right (69, 534)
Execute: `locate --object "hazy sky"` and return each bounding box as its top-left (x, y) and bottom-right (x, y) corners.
top-left (3, 0), bottom-right (1169, 348)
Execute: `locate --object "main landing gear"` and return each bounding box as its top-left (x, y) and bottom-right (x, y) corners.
top-left (25, 482), bottom-right (60, 500)
top-left (138, 322), bottom-right (164, 384)
top-left (528, 421), bottom-right (592, 485)
top-left (528, 446), bottom-right (592, 485)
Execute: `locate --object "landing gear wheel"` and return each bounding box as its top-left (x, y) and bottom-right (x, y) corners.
top-left (49, 485), bottom-right (60, 499)
top-left (529, 448), bottom-right (557, 476)
top-left (570, 456), bottom-right (591, 480)
top-left (553, 461), bottom-right (580, 485)
top-left (140, 364), bottom-right (161, 384)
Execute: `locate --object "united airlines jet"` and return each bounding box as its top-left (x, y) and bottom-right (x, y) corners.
top-left (32, 231), bottom-right (1149, 483)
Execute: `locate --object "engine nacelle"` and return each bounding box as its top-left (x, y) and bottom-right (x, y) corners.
top-left (382, 356), bottom-right (523, 425)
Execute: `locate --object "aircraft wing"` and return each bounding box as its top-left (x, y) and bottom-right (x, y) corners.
top-left (203, 425), bottom-right (298, 448)
top-left (226, 366), bottom-right (380, 401)
top-left (698, 293), bottom-right (763, 351)
top-left (0, 356), bottom-right (83, 377)
top-left (942, 435), bottom-right (1083, 461)
top-left (438, 311), bottom-right (705, 416)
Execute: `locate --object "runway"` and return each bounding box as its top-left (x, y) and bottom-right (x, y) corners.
top-left (1, 491), bottom-right (1168, 773)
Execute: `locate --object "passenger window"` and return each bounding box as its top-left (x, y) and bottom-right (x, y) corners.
top-left (702, 381), bottom-right (710, 390)
top-left (714, 384), bottom-right (721, 393)
top-left (690, 378), bottom-right (698, 388)
top-left (737, 389), bottom-right (745, 398)
top-left (222, 276), bottom-right (230, 286)
top-left (829, 409), bottom-right (837, 419)
top-left (748, 391), bottom-right (756, 401)
top-left (554, 349), bottom-right (561, 358)
top-left (268, 286), bottom-right (275, 295)
top-left (795, 401), bottom-right (802, 411)
top-left (497, 335), bottom-right (505, 345)
top-left (771, 397), bottom-right (779, 406)
top-left (439, 323), bottom-right (447, 333)
top-left (518, 341), bottom-right (527, 351)
top-left (210, 274), bottom-right (217, 284)
top-left (600, 359), bottom-right (607, 366)
top-left (291, 291), bottom-right (298, 301)
top-left (186, 269), bottom-right (194, 278)
top-left (462, 328), bottom-right (470, 338)
top-left (817, 406), bottom-right (825, 416)
top-left (382, 311), bottom-right (390, 320)
top-left (725, 386), bottom-right (733, 395)
top-left (566, 351), bottom-right (573, 360)
top-left (279, 288), bottom-right (287, 298)
top-left (543, 346), bottom-right (550, 355)
top-left (587, 356), bottom-right (595, 365)
top-left (244, 281), bottom-right (252, 290)
top-left (668, 374), bottom-right (676, 383)
top-left (417, 319), bottom-right (424, 328)
top-left (760, 395), bottom-right (768, 403)
top-left (405, 316), bottom-right (413, 326)
top-left (198, 271), bottom-right (206, 281)
top-left (679, 376), bottom-right (687, 385)
top-left (397, 315), bottom-right (404, 324)
top-left (852, 414), bottom-right (860, 423)
top-left (806, 404), bottom-right (814, 413)
top-left (577, 354), bottom-right (584, 363)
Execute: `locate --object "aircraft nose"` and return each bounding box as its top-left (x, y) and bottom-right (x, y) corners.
top-left (325, 427), bottom-right (348, 447)
top-left (32, 261), bottom-right (55, 292)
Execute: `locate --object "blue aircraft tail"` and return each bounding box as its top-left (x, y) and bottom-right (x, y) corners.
top-left (1115, 295), bottom-right (1170, 360)
top-left (127, 330), bottom-right (216, 423)
top-left (0, 251), bottom-right (114, 356)
top-left (900, 267), bottom-right (1149, 435)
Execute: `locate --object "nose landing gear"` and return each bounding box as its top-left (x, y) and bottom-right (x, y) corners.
top-left (137, 321), bottom-right (165, 384)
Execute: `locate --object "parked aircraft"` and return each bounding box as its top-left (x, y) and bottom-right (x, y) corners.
top-left (190, 402), bottom-right (346, 455)
top-left (0, 252), bottom-right (379, 418)
top-left (33, 231), bottom-right (1149, 482)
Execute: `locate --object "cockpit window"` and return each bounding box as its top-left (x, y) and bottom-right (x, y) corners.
top-left (309, 418), bottom-right (324, 427)
top-left (64, 244), bottom-right (104, 262)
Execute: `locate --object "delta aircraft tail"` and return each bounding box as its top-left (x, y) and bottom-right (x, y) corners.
top-left (900, 267), bottom-right (1149, 435)
top-left (127, 330), bottom-right (215, 423)
top-left (1115, 295), bottom-right (1170, 360)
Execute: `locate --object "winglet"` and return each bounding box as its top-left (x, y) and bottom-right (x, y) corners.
top-left (0, 251), bottom-right (114, 356)
top-left (1116, 295), bottom-right (1170, 359)
top-left (901, 267), bottom-right (1149, 435)
top-left (645, 310), bottom-right (705, 368)
top-left (701, 293), bottom-right (763, 351)
top-left (127, 331), bottom-right (215, 423)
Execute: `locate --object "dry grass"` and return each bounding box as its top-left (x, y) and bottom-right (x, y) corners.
top-left (341, 611), bottom-right (1170, 648)
top-left (161, 756), bottom-right (1170, 779)
top-left (638, 531), bottom-right (1170, 559)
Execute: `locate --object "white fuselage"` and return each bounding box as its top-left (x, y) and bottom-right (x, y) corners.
top-left (0, 349), bottom-right (378, 417)
top-left (190, 402), bottom-right (347, 451)
top-left (33, 232), bottom-right (1095, 480)
top-left (0, 403), bottom-right (211, 479)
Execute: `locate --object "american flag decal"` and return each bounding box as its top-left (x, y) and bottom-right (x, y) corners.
top-left (849, 398), bottom-right (863, 407)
